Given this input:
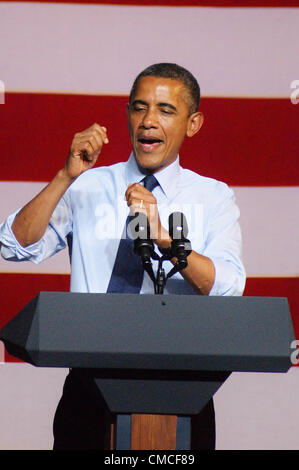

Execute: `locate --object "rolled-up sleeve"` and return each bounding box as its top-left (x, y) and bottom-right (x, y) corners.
top-left (203, 183), bottom-right (246, 296)
top-left (0, 193), bottom-right (72, 264)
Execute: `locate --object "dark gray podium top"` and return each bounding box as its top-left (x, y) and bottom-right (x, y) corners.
top-left (0, 292), bottom-right (294, 373)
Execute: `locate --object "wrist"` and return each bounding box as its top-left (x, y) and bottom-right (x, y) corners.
top-left (56, 168), bottom-right (78, 186)
top-left (154, 226), bottom-right (172, 251)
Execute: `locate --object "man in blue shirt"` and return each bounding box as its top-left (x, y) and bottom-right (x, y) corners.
top-left (0, 63), bottom-right (245, 449)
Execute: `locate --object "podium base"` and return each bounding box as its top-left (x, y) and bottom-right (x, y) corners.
top-left (114, 404), bottom-right (215, 451)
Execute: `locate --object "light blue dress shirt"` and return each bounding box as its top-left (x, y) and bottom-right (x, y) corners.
top-left (0, 153), bottom-right (246, 296)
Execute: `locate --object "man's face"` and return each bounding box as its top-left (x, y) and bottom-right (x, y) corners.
top-left (127, 76), bottom-right (202, 174)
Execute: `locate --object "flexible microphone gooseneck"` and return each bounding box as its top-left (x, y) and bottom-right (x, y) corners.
top-left (168, 212), bottom-right (192, 269)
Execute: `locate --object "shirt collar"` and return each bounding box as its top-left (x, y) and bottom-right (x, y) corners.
top-left (125, 151), bottom-right (180, 199)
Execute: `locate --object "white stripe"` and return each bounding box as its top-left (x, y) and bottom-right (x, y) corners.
top-left (0, 182), bottom-right (298, 276)
top-left (0, 364), bottom-right (67, 449)
top-left (1, 365), bottom-right (299, 449)
top-left (0, 182), bottom-right (70, 274)
top-left (0, 3), bottom-right (298, 97)
top-left (233, 186), bottom-right (299, 277)
top-left (215, 368), bottom-right (299, 450)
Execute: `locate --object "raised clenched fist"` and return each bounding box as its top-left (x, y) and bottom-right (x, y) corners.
top-left (65, 123), bottom-right (109, 179)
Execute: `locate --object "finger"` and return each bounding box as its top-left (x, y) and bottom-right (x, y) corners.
top-left (76, 124), bottom-right (108, 147)
top-left (96, 127), bottom-right (109, 144)
top-left (124, 184), bottom-right (136, 199)
top-left (126, 189), bottom-right (156, 207)
top-left (90, 123), bottom-right (109, 144)
top-left (84, 131), bottom-right (104, 153)
top-left (74, 141), bottom-right (95, 159)
top-left (126, 190), bottom-right (143, 205)
top-left (127, 198), bottom-right (157, 221)
top-left (73, 132), bottom-right (103, 156)
top-left (125, 183), bottom-right (151, 201)
top-left (128, 199), bottom-right (147, 216)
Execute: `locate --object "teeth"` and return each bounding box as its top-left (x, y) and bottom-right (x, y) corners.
top-left (139, 138), bottom-right (161, 143)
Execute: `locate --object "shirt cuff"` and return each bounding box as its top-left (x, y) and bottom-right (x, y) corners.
top-left (209, 257), bottom-right (246, 296)
top-left (0, 212), bottom-right (44, 262)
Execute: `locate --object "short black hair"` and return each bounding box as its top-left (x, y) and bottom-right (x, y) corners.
top-left (129, 63), bottom-right (200, 115)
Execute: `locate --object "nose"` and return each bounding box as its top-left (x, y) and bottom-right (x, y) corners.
top-left (140, 108), bottom-right (158, 129)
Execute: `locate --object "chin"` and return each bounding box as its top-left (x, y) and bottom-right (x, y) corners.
top-left (134, 153), bottom-right (160, 172)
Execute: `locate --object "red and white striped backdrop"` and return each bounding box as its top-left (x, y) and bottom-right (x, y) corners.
top-left (0, 0), bottom-right (298, 362)
top-left (0, 0), bottom-right (299, 452)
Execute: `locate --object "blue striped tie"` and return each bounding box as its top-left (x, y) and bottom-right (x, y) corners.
top-left (107, 174), bottom-right (159, 293)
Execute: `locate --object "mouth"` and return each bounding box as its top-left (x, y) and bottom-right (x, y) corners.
top-left (137, 136), bottom-right (164, 152)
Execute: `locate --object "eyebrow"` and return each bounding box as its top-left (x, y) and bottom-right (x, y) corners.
top-left (131, 99), bottom-right (177, 112)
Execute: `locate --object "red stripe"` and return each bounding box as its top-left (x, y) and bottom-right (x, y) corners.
top-left (244, 277), bottom-right (299, 339)
top-left (1, 93), bottom-right (298, 186)
top-left (1, 0), bottom-right (298, 7)
top-left (0, 273), bottom-right (70, 362)
top-left (0, 273), bottom-right (298, 362)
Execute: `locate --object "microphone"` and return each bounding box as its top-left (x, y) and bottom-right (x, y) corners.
top-left (130, 212), bottom-right (153, 258)
top-left (169, 212), bottom-right (189, 241)
top-left (168, 212), bottom-right (191, 268)
top-left (128, 212), bottom-right (156, 283)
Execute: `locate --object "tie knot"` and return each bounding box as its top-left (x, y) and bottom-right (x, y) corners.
top-left (143, 174), bottom-right (159, 192)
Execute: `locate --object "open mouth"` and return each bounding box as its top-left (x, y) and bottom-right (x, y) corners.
top-left (137, 136), bottom-right (163, 152)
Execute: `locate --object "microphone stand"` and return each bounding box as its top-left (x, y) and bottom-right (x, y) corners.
top-left (134, 236), bottom-right (192, 295)
top-left (154, 237), bottom-right (192, 294)
top-left (132, 212), bottom-right (192, 294)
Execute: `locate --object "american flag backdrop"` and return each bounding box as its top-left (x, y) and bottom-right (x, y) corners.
top-left (0, 0), bottom-right (298, 450)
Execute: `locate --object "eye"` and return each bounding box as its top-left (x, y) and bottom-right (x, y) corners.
top-left (132, 104), bottom-right (146, 112)
top-left (160, 108), bottom-right (174, 115)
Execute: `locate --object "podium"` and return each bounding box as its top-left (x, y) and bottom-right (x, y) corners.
top-left (0, 292), bottom-right (294, 449)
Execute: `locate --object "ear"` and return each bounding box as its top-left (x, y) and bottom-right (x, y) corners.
top-left (186, 112), bottom-right (204, 138)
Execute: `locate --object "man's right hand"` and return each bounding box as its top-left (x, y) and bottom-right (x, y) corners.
top-left (64, 123), bottom-right (109, 180)
top-left (11, 123), bottom-right (108, 247)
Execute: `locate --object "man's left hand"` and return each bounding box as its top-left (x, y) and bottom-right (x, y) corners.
top-left (125, 183), bottom-right (171, 250)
